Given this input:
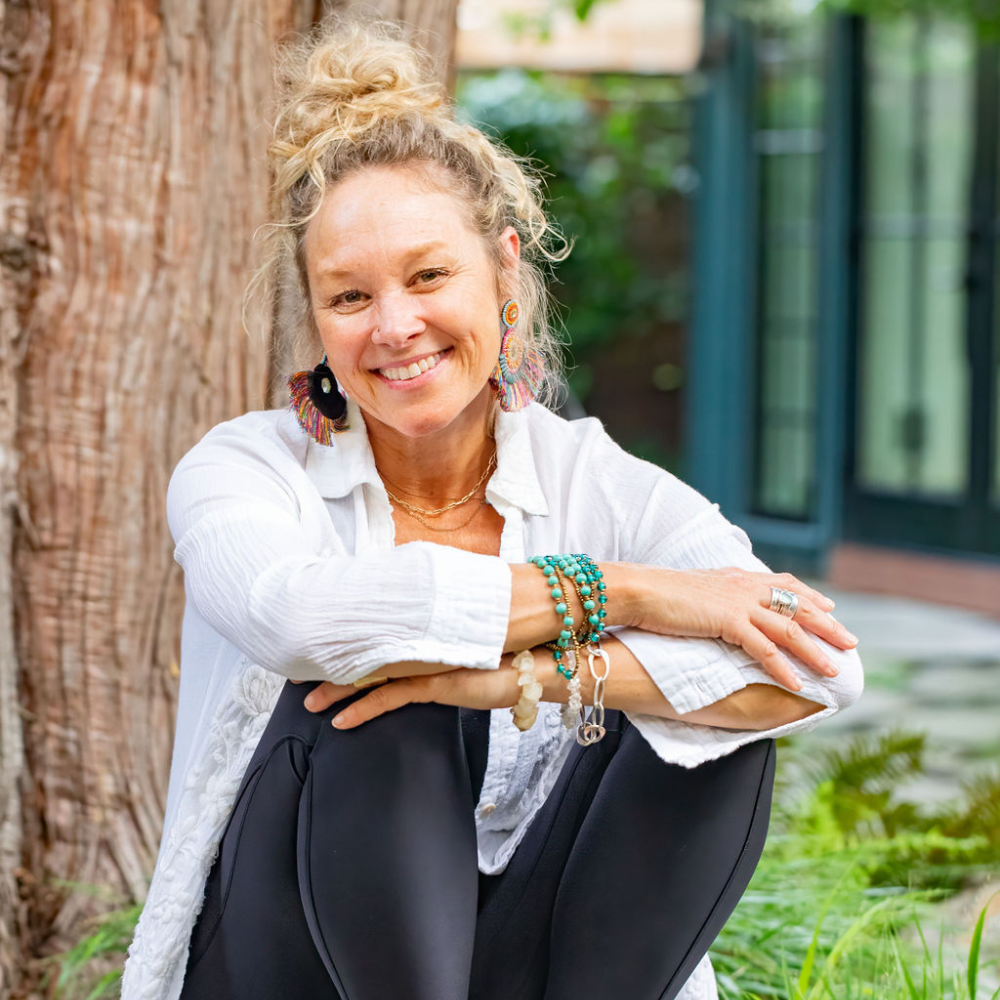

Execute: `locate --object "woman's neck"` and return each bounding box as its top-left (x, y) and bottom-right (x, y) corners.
top-left (363, 394), bottom-right (498, 503)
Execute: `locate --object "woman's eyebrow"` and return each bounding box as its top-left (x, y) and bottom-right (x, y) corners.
top-left (315, 241), bottom-right (453, 280)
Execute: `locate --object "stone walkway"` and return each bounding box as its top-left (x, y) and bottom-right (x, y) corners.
top-left (794, 582), bottom-right (1000, 805)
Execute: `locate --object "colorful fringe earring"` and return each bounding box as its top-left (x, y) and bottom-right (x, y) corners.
top-left (286, 353), bottom-right (348, 446)
top-left (488, 299), bottom-right (543, 412)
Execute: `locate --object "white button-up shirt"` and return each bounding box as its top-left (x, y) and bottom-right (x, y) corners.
top-left (121, 398), bottom-right (863, 1000)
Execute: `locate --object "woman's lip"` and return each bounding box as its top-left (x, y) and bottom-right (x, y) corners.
top-left (373, 348), bottom-right (451, 386)
top-left (370, 347), bottom-right (452, 373)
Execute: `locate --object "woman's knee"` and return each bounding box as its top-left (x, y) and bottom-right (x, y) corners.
top-left (305, 699), bottom-right (474, 815)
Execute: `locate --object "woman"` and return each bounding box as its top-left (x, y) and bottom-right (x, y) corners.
top-left (121, 14), bottom-right (863, 1000)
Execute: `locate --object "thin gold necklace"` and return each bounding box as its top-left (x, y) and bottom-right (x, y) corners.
top-left (397, 498), bottom-right (488, 533)
top-left (383, 452), bottom-right (496, 518)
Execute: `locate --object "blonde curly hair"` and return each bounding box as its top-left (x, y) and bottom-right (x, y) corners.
top-left (246, 11), bottom-right (571, 406)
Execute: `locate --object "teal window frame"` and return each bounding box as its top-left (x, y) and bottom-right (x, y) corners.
top-left (689, 3), bottom-right (856, 572)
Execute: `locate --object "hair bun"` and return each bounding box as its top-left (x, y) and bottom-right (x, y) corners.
top-left (270, 16), bottom-right (446, 169)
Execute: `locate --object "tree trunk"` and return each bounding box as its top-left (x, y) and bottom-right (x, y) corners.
top-left (0, 0), bottom-right (457, 994)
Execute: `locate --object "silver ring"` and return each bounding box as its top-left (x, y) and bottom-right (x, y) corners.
top-left (769, 586), bottom-right (799, 618)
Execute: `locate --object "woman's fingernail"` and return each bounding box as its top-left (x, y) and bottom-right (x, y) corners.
top-left (332, 714), bottom-right (346, 727)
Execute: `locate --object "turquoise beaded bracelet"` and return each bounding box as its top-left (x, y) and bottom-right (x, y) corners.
top-left (529, 554), bottom-right (582, 680)
top-left (564, 553), bottom-right (608, 645)
top-left (530, 552), bottom-right (609, 669)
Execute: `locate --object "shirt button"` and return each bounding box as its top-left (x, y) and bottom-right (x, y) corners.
top-left (479, 803), bottom-right (496, 816)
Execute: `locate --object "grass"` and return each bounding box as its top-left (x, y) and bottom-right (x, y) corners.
top-left (49, 727), bottom-right (1000, 999)
top-left (40, 900), bottom-right (142, 1000)
top-left (709, 729), bottom-right (1000, 999)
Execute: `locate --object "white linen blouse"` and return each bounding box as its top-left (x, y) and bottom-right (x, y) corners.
top-left (121, 397), bottom-right (864, 1000)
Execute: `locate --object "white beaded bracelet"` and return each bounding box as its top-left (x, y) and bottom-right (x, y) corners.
top-left (510, 649), bottom-right (543, 732)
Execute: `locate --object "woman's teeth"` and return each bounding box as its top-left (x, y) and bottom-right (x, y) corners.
top-left (379, 351), bottom-right (445, 382)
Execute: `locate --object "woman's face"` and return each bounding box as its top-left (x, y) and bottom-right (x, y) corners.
top-left (303, 162), bottom-right (519, 440)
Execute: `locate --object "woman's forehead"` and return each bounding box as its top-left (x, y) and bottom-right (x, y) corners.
top-left (306, 164), bottom-right (478, 273)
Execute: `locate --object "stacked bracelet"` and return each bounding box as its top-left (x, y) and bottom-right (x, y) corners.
top-left (529, 554), bottom-right (579, 680)
top-left (530, 552), bottom-right (611, 742)
top-left (565, 553), bottom-right (608, 644)
top-left (529, 554), bottom-right (586, 730)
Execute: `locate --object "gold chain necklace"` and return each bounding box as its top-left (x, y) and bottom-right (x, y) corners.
top-left (396, 499), bottom-right (488, 533)
top-left (383, 452), bottom-right (496, 518)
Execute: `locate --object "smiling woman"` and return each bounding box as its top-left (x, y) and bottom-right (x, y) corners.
top-left (120, 11), bottom-right (863, 1000)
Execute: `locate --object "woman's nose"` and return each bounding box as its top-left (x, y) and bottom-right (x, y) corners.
top-left (371, 292), bottom-right (425, 347)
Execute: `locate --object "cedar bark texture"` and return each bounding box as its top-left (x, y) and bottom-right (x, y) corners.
top-left (0, 0), bottom-right (457, 994)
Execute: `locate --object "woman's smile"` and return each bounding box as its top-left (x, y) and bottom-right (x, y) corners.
top-left (374, 347), bottom-right (452, 385)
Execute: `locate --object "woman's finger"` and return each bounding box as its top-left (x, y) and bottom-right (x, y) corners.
top-left (303, 680), bottom-right (359, 712)
top-left (771, 572), bottom-right (836, 611)
top-left (331, 677), bottom-right (431, 729)
top-left (724, 618), bottom-right (802, 691)
top-left (784, 598), bottom-right (858, 650)
top-left (750, 606), bottom-right (839, 679)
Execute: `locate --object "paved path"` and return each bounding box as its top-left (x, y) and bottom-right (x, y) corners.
top-left (795, 583), bottom-right (1000, 805)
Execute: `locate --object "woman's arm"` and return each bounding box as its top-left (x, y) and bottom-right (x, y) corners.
top-left (538, 635), bottom-right (827, 731)
top-left (167, 418), bottom-right (516, 684)
top-left (315, 634), bottom-right (827, 731)
top-left (360, 558), bottom-right (853, 698)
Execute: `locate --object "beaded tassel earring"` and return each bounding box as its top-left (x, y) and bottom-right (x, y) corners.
top-left (488, 299), bottom-right (543, 412)
top-left (286, 353), bottom-right (348, 446)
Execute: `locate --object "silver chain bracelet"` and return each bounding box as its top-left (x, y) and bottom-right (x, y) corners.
top-left (576, 643), bottom-right (609, 745)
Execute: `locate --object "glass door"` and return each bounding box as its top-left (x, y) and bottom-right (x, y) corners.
top-left (846, 19), bottom-right (1000, 555)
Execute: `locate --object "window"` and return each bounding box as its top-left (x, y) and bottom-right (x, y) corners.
top-left (751, 20), bottom-right (825, 519)
top-left (856, 18), bottom-right (975, 498)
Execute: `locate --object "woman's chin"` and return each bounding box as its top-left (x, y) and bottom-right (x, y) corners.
top-left (363, 391), bottom-right (490, 441)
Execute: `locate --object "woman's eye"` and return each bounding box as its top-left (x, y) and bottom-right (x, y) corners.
top-left (330, 290), bottom-right (364, 308)
top-left (416, 269), bottom-right (446, 284)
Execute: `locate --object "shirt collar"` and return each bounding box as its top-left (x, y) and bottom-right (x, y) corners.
top-left (303, 397), bottom-right (549, 517)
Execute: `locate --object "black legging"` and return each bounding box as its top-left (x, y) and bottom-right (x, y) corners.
top-left (179, 680), bottom-right (775, 1000)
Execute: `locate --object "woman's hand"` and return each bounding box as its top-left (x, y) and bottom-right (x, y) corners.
top-left (295, 659), bottom-right (525, 729)
top-left (628, 565), bottom-right (858, 692)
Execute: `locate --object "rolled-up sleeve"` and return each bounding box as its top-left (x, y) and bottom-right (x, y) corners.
top-left (167, 421), bottom-right (511, 684)
top-left (588, 431), bottom-right (864, 767)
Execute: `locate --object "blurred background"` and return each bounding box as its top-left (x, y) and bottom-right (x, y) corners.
top-left (0, 0), bottom-right (997, 996)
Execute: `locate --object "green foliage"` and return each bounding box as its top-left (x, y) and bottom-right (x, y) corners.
top-left (42, 901), bottom-right (142, 1000)
top-left (774, 729), bottom-right (1000, 888)
top-left (710, 729), bottom-right (1000, 998)
top-left (455, 69), bottom-right (691, 402)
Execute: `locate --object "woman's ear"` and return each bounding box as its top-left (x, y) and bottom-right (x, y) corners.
top-left (496, 226), bottom-right (521, 299)
top-left (498, 225), bottom-right (520, 266)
